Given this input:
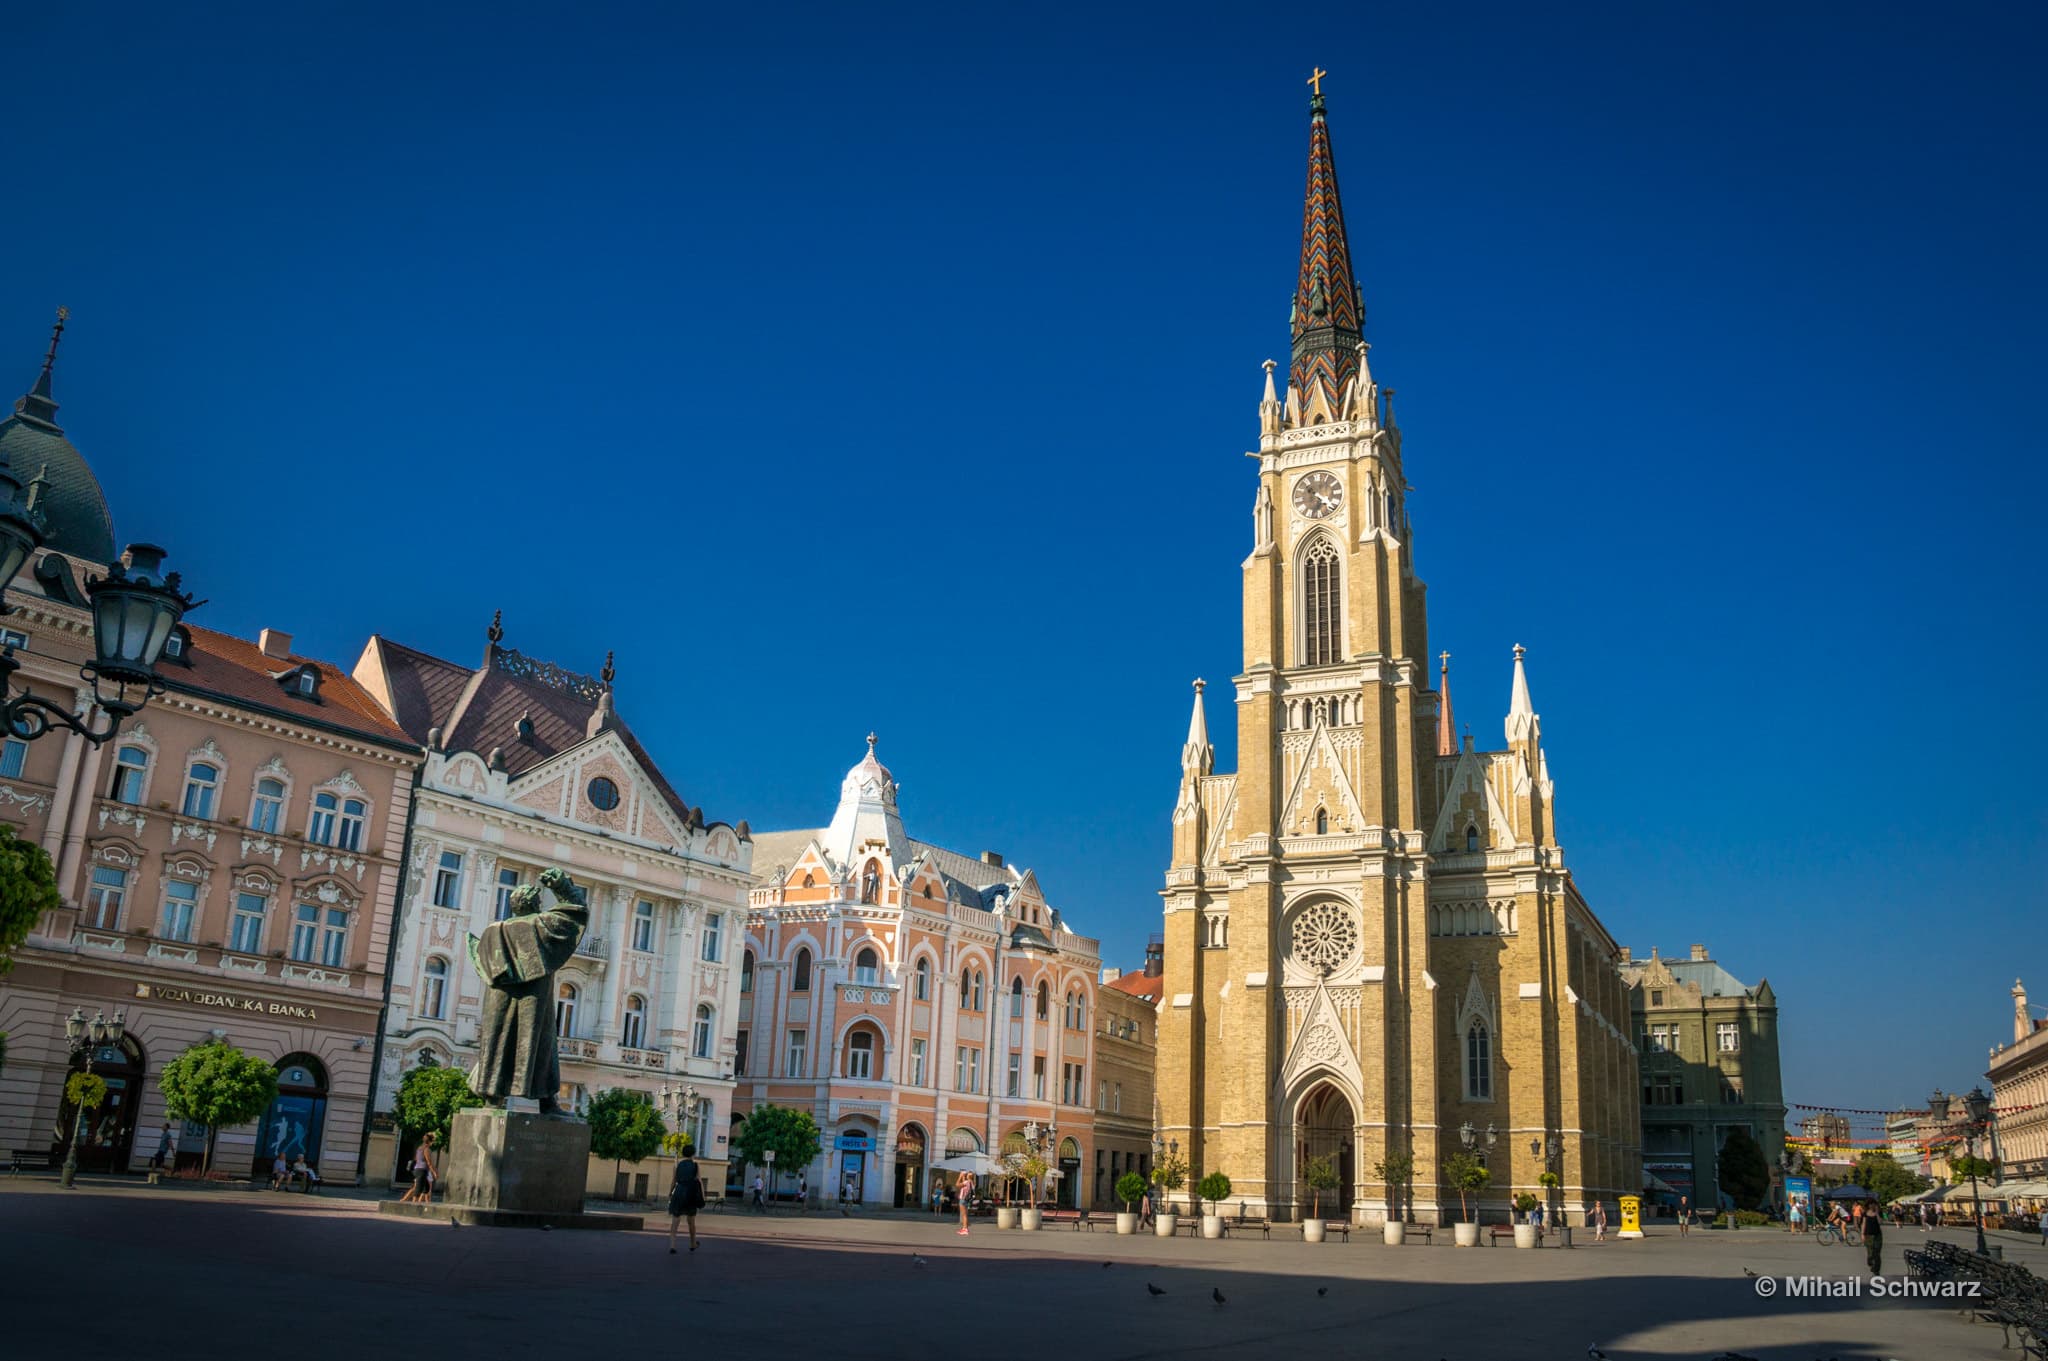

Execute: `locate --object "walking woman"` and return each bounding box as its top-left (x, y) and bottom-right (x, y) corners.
top-left (1859, 1200), bottom-right (1884, 1275)
top-left (956, 1170), bottom-right (977, 1236)
top-left (667, 1143), bottom-right (706, 1254)
top-left (399, 1133), bottom-right (437, 1204)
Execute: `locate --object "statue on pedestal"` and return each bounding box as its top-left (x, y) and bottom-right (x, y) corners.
top-left (468, 867), bottom-right (589, 1114)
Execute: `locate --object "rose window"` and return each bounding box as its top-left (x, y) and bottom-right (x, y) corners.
top-left (1289, 901), bottom-right (1359, 974)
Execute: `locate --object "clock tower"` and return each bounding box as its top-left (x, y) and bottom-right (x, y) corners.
top-left (1158, 82), bottom-right (1640, 1226)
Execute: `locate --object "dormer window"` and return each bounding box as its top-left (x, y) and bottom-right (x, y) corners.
top-left (162, 629), bottom-right (189, 663)
top-left (515, 713), bottom-right (536, 742)
top-left (283, 666), bottom-right (318, 698)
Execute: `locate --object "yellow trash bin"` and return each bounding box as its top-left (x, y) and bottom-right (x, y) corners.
top-left (1618, 1194), bottom-right (1643, 1239)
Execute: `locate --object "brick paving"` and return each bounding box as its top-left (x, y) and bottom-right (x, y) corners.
top-left (2, 1179), bottom-right (2035, 1361)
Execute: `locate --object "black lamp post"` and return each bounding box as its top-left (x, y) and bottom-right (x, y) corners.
top-left (0, 464), bottom-right (199, 746)
top-left (58, 1006), bottom-right (125, 1188)
top-left (1962, 1087), bottom-right (1994, 1256)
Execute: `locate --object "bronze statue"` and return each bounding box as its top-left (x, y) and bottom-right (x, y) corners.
top-left (468, 867), bottom-right (589, 1113)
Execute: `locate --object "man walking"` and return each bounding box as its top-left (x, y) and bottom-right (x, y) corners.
top-left (750, 1173), bottom-right (766, 1213)
top-left (1677, 1195), bottom-right (1691, 1237)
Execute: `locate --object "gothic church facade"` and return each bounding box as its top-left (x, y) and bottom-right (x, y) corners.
top-left (1158, 87), bottom-right (1640, 1225)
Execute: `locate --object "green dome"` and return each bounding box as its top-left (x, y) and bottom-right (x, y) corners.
top-left (0, 376), bottom-right (116, 566)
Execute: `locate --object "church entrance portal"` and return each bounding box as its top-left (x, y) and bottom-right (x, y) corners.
top-left (1296, 1082), bottom-right (1355, 1219)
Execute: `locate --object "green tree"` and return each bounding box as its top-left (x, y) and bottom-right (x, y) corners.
top-left (729, 1103), bottom-right (822, 1196)
top-left (586, 1088), bottom-right (667, 1178)
top-left (1445, 1151), bottom-right (1491, 1223)
top-left (392, 1062), bottom-right (482, 1148)
top-left (1372, 1149), bottom-right (1415, 1220)
top-left (1717, 1128), bottom-right (1771, 1210)
top-left (1151, 1151), bottom-right (1188, 1212)
top-left (158, 1040), bottom-right (278, 1173)
top-left (1950, 1153), bottom-right (1999, 1184)
top-left (0, 823), bottom-right (61, 974)
top-left (1303, 1153), bottom-right (1339, 1220)
top-left (1196, 1171), bottom-right (1232, 1214)
top-left (1115, 1170), bottom-right (1149, 1213)
top-left (1849, 1151), bottom-right (1928, 1207)
top-left (65, 1071), bottom-right (109, 1114)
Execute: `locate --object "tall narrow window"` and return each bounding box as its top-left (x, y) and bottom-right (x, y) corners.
top-left (495, 867), bottom-right (520, 920)
top-left (289, 903), bottom-right (318, 961)
top-left (792, 947), bottom-right (812, 991)
top-left (1006, 1053), bottom-right (1021, 1096)
top-left (1315, 808), bottom-right (1328, 835)
top-left (160, 880), bottom-right (199, 942)
top-left (913, 957), bottom-right (930, 1000)
top-left (0, 737), bottom-right (25, 779)
top-left (432, 851), bottom-right (463, 909)
top-left (693, 1004), bottom-right (714, 1058)
top-left (308, 792), bottom-right (339, 845)
top-left (1301, 536), bottom-right (1341, 666)
top-left (785, 1028), bottom-right (808, 1078)
top-left (337, 799), bottom-right (367, 851)
top-left (230, 891), bottom-right (267, 953)
top-left (701, 912), bottom-right (722, 962)
top-left (1010, 975), bottom-right (1024, 1017)
top-left (320, 907), bottom-right (349, 966)
top-left (1465, 824), bottom-right (1479, 852)
top-left (854, 947), bottom-right (879, 985)
top-left (847, 1029), bottom-right (875, 1079)
top-left (1036, 980), bottom-right (1049, 1020)
top-left (740, 949), bottom-right (755, 994)
top-left (422, 956), bottom-right (449, 1019)
top-left (734, 1029), bottom-right (750, 1076)
top-left (910, 1037), bottom-right (927, 1086)
top-left (622, 994), bottom-right (646, 1049)
top-left (250, 778), bottom-right (285, 834)
top-left (556, 982), bottom-right (580, 1038)
top-left (1466, 1022), bottom-right (1492, 1101)
top-left (861, 860), bottom-right (881, 904)
top-left (632, 899), bottom-right (655, 952)
top-left (109, 745), bottom-right (148, 804)
top-left (87, 867), bottom-right (127, 930)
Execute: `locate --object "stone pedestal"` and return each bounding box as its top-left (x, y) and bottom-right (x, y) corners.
top-left (445, 1107), bottom-right (589, 1215)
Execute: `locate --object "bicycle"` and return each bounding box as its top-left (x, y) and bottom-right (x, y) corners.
top-left (1814, 1221), bottom-right (1862, 1247)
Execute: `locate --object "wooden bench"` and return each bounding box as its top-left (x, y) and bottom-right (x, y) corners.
top-left (1487, 1223), bottom-right (1536, 1246)
top-left (1042, 1208), bottom-right (1095, 1231)
top-left (1231, 1212), bottom-right (1271, 1240)
top-left (1403, 1223), bottom-right (1433, 1244)
top-left (7, 1149), bottom-right (48, 1175)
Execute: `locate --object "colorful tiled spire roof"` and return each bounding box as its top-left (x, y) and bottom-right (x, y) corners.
top-left (1289, 85), bottom-right (1362, 418)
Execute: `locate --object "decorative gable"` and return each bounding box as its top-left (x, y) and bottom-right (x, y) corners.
top-left (1428, 746), bottom-right (1515, 854)
top-left (1279, 723), bottom-right (1365, 837)
top-left (1277, 980), bottom-right (1363, 1101)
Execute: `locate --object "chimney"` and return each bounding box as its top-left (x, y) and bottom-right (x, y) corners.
top-left (258, 628), bottom-right (294, 660)
top-left (1145, 935), bottom-right (1164, 978)
top-left (1689, 943), bottom-right (1708, 962)
top-left (980, 850), bottom-right (1004, 868)
top-left (1101, 967), bottom-right (1123, 984)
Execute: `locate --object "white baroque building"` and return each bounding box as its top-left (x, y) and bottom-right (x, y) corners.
top-left (351, 616), bottom-right (753, 1189)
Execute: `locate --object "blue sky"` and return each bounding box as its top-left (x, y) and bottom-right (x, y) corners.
top-left (4, 2), bottom-right (2042, 1116)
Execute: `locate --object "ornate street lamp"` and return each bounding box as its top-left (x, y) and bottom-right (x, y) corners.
top-left (1962, 1086), bottom-right (1994, 1256)
top-left (58, 1006), bottom-right (125, 1188)
top-left (657, 1083), bottom-right (704, 1152)
top-left (0, 532), bottom-right (200, 746)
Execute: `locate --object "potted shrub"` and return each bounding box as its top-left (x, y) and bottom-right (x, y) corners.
top-left (1303, 1153), bottom-right (1339, 1242)
top-left (1512, 1192), bottom-right (1540, 1247)
top-left (1018, 1152), bottom-right (1049, 1230)
top-left (1374, 1150), bottom-right (1415, 1244)
top-left (1115, 1171), bottom-right (1148, 1234)
top-left (1197, 1172), bottom-right (1232, 1239)
top-left (1446, 1152), bottom-right (1491, 1247)
top-left (995, 1153), bottom-right (1023, 1229)
top-left (1152, 1152), bottom-right (1187, 1237)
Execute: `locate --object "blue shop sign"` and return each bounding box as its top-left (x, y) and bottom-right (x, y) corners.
top-left (835, 1133), bottom-right (873, 1152)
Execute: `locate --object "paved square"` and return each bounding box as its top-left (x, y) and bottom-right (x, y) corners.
top-left (2, 1182), bottom-right (2035, 1361)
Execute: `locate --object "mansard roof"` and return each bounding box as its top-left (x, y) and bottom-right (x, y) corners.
top-left (360, 633), bottom-right (697, 827)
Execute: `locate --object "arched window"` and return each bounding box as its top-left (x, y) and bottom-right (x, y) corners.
top-left (740, 950), bottom-right (755, 995)
top-left (250, 777), bottom-right (285, 834)
top-left (792, 947), bottom-right (812, 992)
top-left (622, 994), bottom-right (647, 1049)
top-left (1035, 980), bottom-right (1050, 1020)
top-left (1068, 991), bottom-right (1086, 1030)
top-left (422, 956), bottom-right (448, 1019)
top-left (1315, 808), bottom-right (1329, 835)
top-left (181, 762), bottom-right (218, 819)
top-left (108, 745), bottom-right (149, 804)
top-left (861, 860), bottom-right (881, 904)
top-left (1466, 824), bottom-right (1479, 853)
top-left (854, 947), bottom-right (879, 985)
top-left (913, 956), bottom-right (931, 1000)
top-left (1010, 975), bottom-right (1025, 1018)
top-left (338, 799), bottom-right (367, 852)
top-left (1466, 1022), bottom-right (1492, 1101)
top-left (1301, 536), bottom-right (1341, 666)
top-left (845, 1028), bottom-right (875, 1079)
top-left (555, 982), bottom-right (580, 1038)
top-left (693, 1003), bottom-right (714, 1058)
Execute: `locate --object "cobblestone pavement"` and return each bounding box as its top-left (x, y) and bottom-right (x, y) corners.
top-left (2, 1180), bottom-right (2035, 1361)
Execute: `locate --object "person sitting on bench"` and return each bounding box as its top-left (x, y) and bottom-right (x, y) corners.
top-left (290, 1155), bottom-right (322, 1191)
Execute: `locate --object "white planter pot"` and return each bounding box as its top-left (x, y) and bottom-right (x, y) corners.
top-left (1513, 1223), bottom-right (1539, 1249)
top-left (1201, 1214), bottom-right (1224, 1239)
top-left (1303, 1219), bottom-right (1327, 1243)
top-left (1453, 1221), bottom-right (1480, 1248)
top-left (1116, 1212), bottom-right (1138, 1235)
top-left (1383, 1221), bottom-right (1406, 1246)
top-left (1155, 1213), bottom-right (1178, 1238)
top-left (996, 1207), bottom-right (1019, 1230)
top-left (1020, 1208), bottom-right (1042, 1231)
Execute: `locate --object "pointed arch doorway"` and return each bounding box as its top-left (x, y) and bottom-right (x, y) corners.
top-left (1295, 1081), bottom-right (1355, 1220)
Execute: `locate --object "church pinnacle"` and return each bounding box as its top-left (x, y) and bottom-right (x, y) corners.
top-left (1289, 75), bottom-right (1363, 423)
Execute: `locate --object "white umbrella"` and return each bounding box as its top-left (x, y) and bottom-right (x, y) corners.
top-left (933, 1152), bottom-right (999, 1175)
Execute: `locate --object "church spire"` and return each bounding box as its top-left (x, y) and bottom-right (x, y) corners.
top-left (1506, 643), bottom-right (1540, 748)
top-left (1182, 679), bottom-right (1214, 778)
top-left (1289, 75), bottom-right (1363, 423)
top-left (1436, 651), bottom-right (1456, 756)
top-left (14, 307), bottom-right (68, 428)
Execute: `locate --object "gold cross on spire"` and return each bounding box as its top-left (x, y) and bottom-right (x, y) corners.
top-left (1307, 67), bottom-right (1328, 97)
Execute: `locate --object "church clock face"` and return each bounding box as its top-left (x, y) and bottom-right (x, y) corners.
top-left (1293, 470), bottom-right (1343, 519)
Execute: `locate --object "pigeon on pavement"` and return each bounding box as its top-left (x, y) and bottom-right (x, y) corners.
top-left (1146, 1283), bottom-right (1166, 1297)
top-left (1742, 1267), bottom-right (1758, 1278)
top-left (1317, 1287), bottom-right (1328, 1296)
top-left (1587, 1348), bottom-right (1608, 1361)
top-left (1212, 1287), bottom-right (1227, 1306)
top-left (912, 1254), bottom-right (927, 1268)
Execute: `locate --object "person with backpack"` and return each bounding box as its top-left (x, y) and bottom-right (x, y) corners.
top-left (668, 1143), bottom-right (707, 1253)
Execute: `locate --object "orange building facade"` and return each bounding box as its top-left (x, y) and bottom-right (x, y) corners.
top-left (738, 740), bottom-right (1101, 1207)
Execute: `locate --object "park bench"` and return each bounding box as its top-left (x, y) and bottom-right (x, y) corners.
top-left (1488, 1223), bottom-right (1542, 1246)
top-left (7, 1149), bottom-right (49, 1175)
top-left (1042, 1208), bottom-right (1095, 1231)
top-left (1228, 1205), bottom-right (1270, 1239)
top-left (1403, 1223), bottom-right (1432, 1244)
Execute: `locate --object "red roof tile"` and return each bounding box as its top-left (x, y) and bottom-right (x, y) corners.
top-left (1105, 971), bottom-right (1165, 1003)
top-left (169, 624), bottom-right (416, 748)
